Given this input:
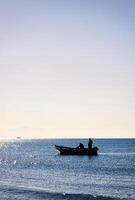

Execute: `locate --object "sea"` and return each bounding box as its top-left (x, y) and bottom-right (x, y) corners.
top-left (0, 139), bottom-right (135, 200)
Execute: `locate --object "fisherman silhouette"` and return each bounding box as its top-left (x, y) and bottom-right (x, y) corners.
top-left (88, 138), bottom-right (93, 149)
top-left (76, 143), bottom-right (84, 149)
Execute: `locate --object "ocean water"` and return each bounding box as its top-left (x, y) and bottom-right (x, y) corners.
top-left (0, 139), bottom-right (135, 200)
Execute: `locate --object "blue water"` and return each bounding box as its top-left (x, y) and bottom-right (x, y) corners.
top-left (0, 139), bottom-right (135, 200)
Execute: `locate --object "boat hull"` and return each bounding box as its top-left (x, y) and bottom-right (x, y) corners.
top-left (55, 145), bottom-right (98, 156)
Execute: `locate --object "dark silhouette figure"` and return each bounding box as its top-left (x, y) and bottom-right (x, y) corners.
top-left (77, 143), bottom-right (84, 149)
top-left (88, 138), bottom-right (93, 149)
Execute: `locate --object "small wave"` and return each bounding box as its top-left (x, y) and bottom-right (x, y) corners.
top-left (0, 184), bottom-right (129, 200)
top-left (99, 153), bottom-right (135, 155)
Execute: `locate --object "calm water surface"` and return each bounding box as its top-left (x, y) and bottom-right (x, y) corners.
top-left (0, 139), bottom-right (135, 200)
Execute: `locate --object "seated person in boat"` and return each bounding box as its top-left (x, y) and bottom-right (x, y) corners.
top-left (88, 138), bottom-right (93, 149)
top-left (76, 143), bottom-right (84, 149)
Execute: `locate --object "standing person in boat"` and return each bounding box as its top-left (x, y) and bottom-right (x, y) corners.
top-left (88, 138), bottom-right (93, 149)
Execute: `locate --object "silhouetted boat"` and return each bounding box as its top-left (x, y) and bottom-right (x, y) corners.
top-left (55, 145), bottom-right (98, 156)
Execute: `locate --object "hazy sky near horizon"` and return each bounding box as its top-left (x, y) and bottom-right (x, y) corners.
top-left (0, 0), bottom-right (135, 138)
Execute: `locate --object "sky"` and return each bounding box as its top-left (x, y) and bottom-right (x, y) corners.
top-left (0, 0), bottom-right (135, 139)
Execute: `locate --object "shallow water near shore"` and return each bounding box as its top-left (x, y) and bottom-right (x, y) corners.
top-left (0, 139), bottom-right (135, 200)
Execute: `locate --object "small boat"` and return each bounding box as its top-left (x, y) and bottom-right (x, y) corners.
top-left (55, 145), bottom-right (98, 156)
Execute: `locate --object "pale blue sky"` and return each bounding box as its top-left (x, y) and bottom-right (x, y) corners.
top-left (0, 0), bottom-right (135, 138)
